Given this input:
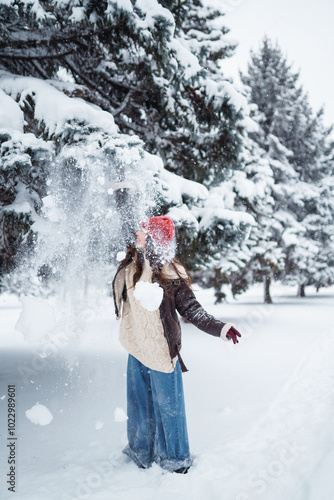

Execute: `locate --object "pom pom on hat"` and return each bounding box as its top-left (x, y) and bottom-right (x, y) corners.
top-left (141, 216), bottom-right (175, 247)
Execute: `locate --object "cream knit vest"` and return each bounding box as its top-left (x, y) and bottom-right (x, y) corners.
top-left (119, 258), bottom-right (177, 373)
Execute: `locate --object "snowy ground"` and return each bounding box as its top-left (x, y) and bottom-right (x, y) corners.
top-left (1, 283), bottom-right (334, 500)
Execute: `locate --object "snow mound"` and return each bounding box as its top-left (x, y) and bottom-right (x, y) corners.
top-left (224, 327), bottom-right (334, 500)
top-left (133, 281), bottom-right (163, 311)
top-left (25, 403), bottom-right (53, 426)
top-left (15, 295), bottom-right (57, 343)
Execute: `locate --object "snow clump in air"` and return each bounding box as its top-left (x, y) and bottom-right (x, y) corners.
top-left (25, 403), bottom-right (54, 426)
top-left (116, 251), bottom-right (126, 262)
top-left (134, 281), bottom-right (163, 311)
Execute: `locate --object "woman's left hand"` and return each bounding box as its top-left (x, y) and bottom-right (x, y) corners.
top-left (226, 326), bottom-right (241, 344)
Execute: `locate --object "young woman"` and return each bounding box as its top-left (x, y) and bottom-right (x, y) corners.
top-left (112, 216), bottom-right (241, 473)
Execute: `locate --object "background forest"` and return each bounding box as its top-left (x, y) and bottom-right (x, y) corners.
top-left (1, 0), bottom-right (334, 303)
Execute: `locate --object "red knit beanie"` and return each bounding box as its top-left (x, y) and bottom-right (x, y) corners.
top-left (141, 216), bottom-right (175, 247)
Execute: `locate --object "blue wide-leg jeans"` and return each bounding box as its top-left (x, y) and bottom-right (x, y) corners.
top-left (123, 354), bottom-right (193, 471)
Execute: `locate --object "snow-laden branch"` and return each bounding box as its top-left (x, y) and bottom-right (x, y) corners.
top-left (0, 71), bottom-right (118, 137)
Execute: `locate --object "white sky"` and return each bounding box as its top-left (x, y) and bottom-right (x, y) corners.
top-left (220, 0), bottom-right (334, 129)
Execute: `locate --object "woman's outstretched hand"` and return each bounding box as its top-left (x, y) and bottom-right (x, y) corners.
top-left (226, 326), bottom-right (241, 344)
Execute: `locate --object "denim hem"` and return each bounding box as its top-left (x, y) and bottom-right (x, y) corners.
top-left (122, 444), bottom-right (153, 469)
top-left (123, 444), bottom-right (193, 472)
top-left (155, 455), bottom-right (193, 472)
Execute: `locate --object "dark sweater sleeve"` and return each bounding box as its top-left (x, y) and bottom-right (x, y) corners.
top-left (174, 281), bottom-right (226, 337)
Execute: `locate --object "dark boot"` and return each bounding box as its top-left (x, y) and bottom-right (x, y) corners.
top-left (174, 466), bottom-right (190, 474)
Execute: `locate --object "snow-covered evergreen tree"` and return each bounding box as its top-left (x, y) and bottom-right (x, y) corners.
top-left (0, 85), bottom-right (52, 280)
top-left (197, 126), bottom-right (284, 304)
top-left (0, 0), bottom-right (253, 283)
top-left (0, 73), bottom-right (153, 292)
top-left (0, 0), bottom-right (243, 186)
top-left (3, 70), bottom-right (245, 293)
top-left (241, 37), bottom-right (334, 297)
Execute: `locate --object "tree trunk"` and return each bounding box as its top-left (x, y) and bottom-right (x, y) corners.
top-left (298, 284), bottom-right (306, 297)
top-left (264, 275), bottom-right (273, 304)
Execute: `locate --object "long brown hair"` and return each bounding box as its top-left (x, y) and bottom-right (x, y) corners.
top-left (119, 237), bottom-right (192, 289)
